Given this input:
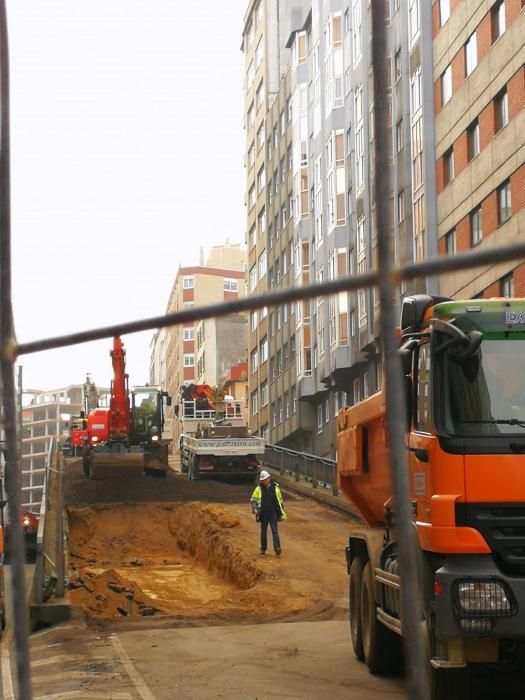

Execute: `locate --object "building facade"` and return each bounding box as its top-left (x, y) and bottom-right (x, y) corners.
top-left (242, 0), bottom-right (524, 460)
top-left (162, 243), bottom-right (248, 441)
top-left (433, 0), bottom-right (525, 298)
top-left (21, 385), bottom-right (84, 513)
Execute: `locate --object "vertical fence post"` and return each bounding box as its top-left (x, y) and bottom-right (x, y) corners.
top-left (55, 448), bottom-right (64, 597)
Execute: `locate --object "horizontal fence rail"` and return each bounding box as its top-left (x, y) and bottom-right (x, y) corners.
top-left (263, 443), bottom-right (338, 496)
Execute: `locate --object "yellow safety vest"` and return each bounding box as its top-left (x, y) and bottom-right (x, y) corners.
top-left (250, 482), bottom-right (287, 520)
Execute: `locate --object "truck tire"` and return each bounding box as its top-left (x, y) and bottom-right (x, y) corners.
top-left (349, 556), bottom-right (364, 661)
top-left (360, 561), bottom-right (402, 675)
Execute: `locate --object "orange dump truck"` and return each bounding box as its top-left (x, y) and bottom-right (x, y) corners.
top-left (337, 295), bottom-right (525, 699)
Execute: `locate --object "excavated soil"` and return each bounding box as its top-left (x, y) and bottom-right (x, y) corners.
top-left (68, 501), bottom-right (332, 626)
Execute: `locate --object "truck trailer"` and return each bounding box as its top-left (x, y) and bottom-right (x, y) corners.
top-left (178, 384), bottom-right (264, 480)
top-left (336, 295), bottom-right (525, 699)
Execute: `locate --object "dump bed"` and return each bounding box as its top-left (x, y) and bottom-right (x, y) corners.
top-left (336, 388), bottom-right (391, 528)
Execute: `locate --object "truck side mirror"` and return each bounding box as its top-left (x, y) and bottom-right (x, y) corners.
top-left (166, 396), bottom-right (172, 407)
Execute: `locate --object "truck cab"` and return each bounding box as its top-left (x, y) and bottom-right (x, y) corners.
top-left (337, 295), bottom-right (525, 699)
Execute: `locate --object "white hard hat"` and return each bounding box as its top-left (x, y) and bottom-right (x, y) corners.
top-left (259, 470), bottom-right (271, 481)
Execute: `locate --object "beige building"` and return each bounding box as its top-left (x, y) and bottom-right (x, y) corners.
top-left (162, 243), bottom-right (248, 440)
top-left (21, 385), bottom-right (84, 513)
top-left (434, 0), bottom-right (525, 299)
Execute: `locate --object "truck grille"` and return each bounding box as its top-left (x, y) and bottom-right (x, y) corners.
top-left (456, 503), bottom-right (525, 575)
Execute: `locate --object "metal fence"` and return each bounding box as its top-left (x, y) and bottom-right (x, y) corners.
top-left (1, 2), bottom-right (525, 699)
top-left (264, 443), bottom-right (338, 497)
top-left (33, 439), bottom-right (65, 607)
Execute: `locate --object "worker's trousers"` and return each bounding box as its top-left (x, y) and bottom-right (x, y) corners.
top-left (259, 512), bottom-right (281, 552)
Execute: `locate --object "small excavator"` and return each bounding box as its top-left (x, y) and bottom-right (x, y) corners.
top-left (82, 336), bottom-right (171, 479)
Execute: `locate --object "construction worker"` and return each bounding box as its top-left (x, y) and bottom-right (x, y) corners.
top-left (250, 470), bottom-right (287, 557)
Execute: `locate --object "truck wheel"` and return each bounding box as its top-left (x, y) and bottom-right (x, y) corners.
top-left (360, 561), bottom-right (402, 675)
top-left (349, 556), bottom-right (364, 661)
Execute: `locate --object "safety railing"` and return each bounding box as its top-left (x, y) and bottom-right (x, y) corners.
top-left (33, 438), bottom-right (65, 605)
top-left (263, 443), bottom-right (338, 497)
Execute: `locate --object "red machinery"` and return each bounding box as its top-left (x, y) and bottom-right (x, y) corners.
top-left (82, 337), bottom-right (171, 479)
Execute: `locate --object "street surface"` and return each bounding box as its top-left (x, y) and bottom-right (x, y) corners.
top-left (0, 460), bottom-right (523, 698)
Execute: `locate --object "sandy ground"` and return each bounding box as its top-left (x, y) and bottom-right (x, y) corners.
top-left (67, 496), bottom-right (351, 629)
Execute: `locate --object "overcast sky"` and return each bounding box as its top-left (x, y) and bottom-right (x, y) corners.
top-left (7, 0), bottom-right (248, 393)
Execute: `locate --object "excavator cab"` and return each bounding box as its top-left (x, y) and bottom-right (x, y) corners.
top-left (130, 386), bottom-right (171, 476)
top-left (131, 387), bottom-right (163, 442)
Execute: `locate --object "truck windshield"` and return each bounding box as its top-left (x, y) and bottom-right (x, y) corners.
top-left (441, 338), bottom-right (525, 436)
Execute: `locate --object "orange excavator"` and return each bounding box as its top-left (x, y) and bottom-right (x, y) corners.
top-left (82, 337), bottom-right (171, 479)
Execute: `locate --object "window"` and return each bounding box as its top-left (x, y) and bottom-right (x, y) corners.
top-left (256, 123), bottom-right (265, 151)
top-left (443, 147), bottom-right (454, 185)
top-left (352, 0), bottom-right (362, 66)
top-left (249, 264), bottom-right (257, 292)
top-left (491, 1), bottom-right (506, 43)
top-left (251, 390), bottom-right (258, 416)
top-left (497, 179), bottom-right (511, 224)
top-left (183, 301), bottom-right (193, 310)
top-left (409, 0), bottom-right (420, 44)
top-left (247, 102), bottom-right (255, 128)
top-left (255, 37), bottom-right (264, 68)
top-left (394, 49), bottom-right (401, 83)
top-left (247, 142), bottom-right (255, 170)
top-left (182, 276), bottom-right (194, 289)
top-left (258, 250), bottom-right (267, 280)
top-left (500, 272), bottom-right (514, 298)
top-left (494, 88), bottom-right (509, 132)
top-left (257, 166), bottom-right (266, 192)
top-left (397, 191), bottom-right (405, 223)
top-left (396, 120), bottom-right (403, 152)
top-left (325, 399), bottom-right (330, 423)
top-left (439, 0), bottom-right (450, 26)
top-left (224, 278), bottom-right (238, 292)
top-left (470, 206), bottom-right (483, 246)
top-left (464, 33), bottom-right (477, 76)
top-left (416, 343), bottom-right (432, 432)
top-left (467, 119), bottom-right (480, 160)
top-left (257, 207), bottom-right (266, 234)
top-left (261, 380), bottom-right (268, 406)
top-left (445, 229), bottom-right (456, 255)
top-left (183, 354), bottom-right (195, 367)
top-left (249, 224), bottom-right (256, 250)
top-left (255, 80), bottom-right (264, 110)
top-left (250, 348), bottom-right (258, 373)
top-left (183, 327), bottom-right (194, 341)
top-left (317, 405), bottom-right (323, 433)
top-left (250, 310), bottom-right (258, 332)
top-left (248, 185), bottom-right (255, 210)
top-left (259, 336), bottom-right (268, 363)
top-left (441, 65), bottom-right (452, 106)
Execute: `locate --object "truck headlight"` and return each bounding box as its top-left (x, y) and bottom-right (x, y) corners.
top-left (151, 435), bottom-right (159, 441)
top-left (454, 579), bottom-right (516, 618)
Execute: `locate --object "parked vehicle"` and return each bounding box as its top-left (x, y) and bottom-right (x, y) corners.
top-left (337, 295), bottom-right (525, 699)
top-left (178, 384), bottom-right (264, 480)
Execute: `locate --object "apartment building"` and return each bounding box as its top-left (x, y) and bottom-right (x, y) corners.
top-left (162, 243), bottom-right (248, 441)
top-left (21, 385), bottom-right (84, 513)
top-left (434, 0), bottom-right (525, 298)
top-left (242, 0), bottom-right (430, 458)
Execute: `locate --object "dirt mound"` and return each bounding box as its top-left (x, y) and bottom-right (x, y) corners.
top-left (68, 502), bottom-right (316, 625)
